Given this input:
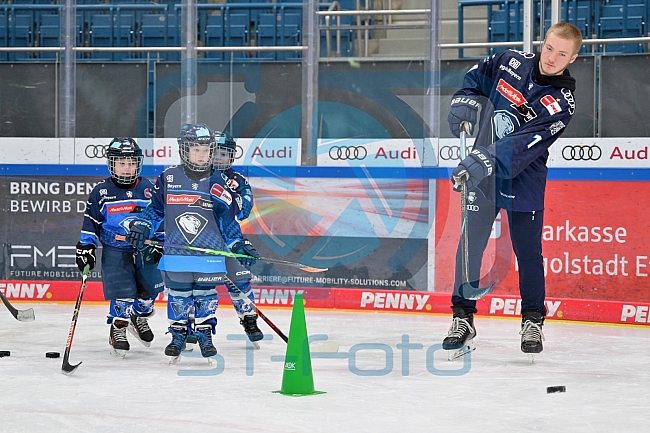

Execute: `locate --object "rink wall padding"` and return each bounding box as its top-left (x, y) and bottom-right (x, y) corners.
top-left (1, 282), bottom-right (649, 326)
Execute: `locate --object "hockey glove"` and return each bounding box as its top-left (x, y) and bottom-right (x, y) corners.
top-left (151, 244), bottom-right (163, 264)
top-left (75, 242), bottom-right (96, 272)
top-left (125, 219), bottom-right (152, 251)
top-left (451, 146), bottom-right (494, 192)
top-left (230, 239), bottom-right (260, 267)
top-left (448, 95), bottom-right (481, 138)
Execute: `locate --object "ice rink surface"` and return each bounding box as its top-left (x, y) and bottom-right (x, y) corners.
top-left (1, 302), bottom-right (649, 433)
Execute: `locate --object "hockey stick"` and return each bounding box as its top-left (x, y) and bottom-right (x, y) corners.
top-left (0, 290), bottom-right (35, 322)
top-left (223, 275), bottom-right (339, 353)
top-left (114, 236), bottom-right (328, 273)
top-left (457, 122), bottom-right (496, 301)
top-left (61, 265), bottom-right (90, 375)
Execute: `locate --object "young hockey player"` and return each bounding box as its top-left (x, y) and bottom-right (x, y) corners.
top-left (212, 130), bottom-right (263, 344)
top-left (442, 23), bottom-right (582, 361)
top-left (76, 138), bottom-right (164, 357)
top-left (124, 124), bottom-right (259, 360)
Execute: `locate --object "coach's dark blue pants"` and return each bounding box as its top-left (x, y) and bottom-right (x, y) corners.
top-left (451, 192), bottom-right (546, 316)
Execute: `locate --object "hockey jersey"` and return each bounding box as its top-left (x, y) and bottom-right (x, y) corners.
top-left (79, 177), bottom-right (160, 250)
top-left (140, 165), bottom-right (243, 273)
top-left (455, 49), bottom-right (576, 211)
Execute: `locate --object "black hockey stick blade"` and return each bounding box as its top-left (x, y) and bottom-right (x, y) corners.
top-left (0, 290), bottom-right (35, 322)
top-left (459, 282), bottom-right (496, 301)
top-left (61, 265), bottom-right (90, 375)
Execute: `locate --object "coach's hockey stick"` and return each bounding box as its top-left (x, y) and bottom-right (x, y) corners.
top-left (62, 265), bottom-right (90, 375)
top-left (0, 290), bottom-right (35, 322)
top-left (223, 275), bottom-right (339, 353)
top-left (457, 122), bottom-right (495, 300)
top-left (114, 236), bottom-right (328, 273)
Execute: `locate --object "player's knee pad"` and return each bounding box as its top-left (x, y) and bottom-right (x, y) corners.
top-left (107, 298), bottom-right (134, 323)
top-left (132, 295), bottom-right (156, 317)
top-left (167, 293), bottom-right (193, 324)
top-left (193, 294), bottom-right (219, 324)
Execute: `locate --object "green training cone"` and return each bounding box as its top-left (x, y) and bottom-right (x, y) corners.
top-left (274, 293), bottom-right (325, 396)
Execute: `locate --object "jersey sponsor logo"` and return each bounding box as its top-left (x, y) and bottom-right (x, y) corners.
top-left (561, 88), bottom-right (575, 115)
top-left (498, 64), bottom-right (522, 80)
top-left (99, 189), bottom-right (108, 196)
top-left (167, 194), bottom-right (201, 205)
top-left (107, 203), bottom-right (137, 214)
top-left (550, 120), bottom-right (565, 135)
top-left (508, 58), bottom-right (521, 69)
top-left (541, 95), bottom-right (562, 115)
top-left (175, 212), bottom-right (209, 244)
top-left (496, 79), bottom-right (526, 106)
top-left (188, 197), bottom-right (214, 210)
top-left (126, 191), bottom-right (133, 198)
top-left (166, 175), bottom-right (174, 183)
top-left (515, 102), bottom-right (537, 122)
top-left (144, 188), bottom-right (152, 199)
top-left (562, 145), bottom-right (602, 161)
top-left (167, 184), bottom-right (182, 189)
top-left (492, 110), bottom-right (519, 139)
top-left (210, 183), bottom-right (233, 206)
top-left (226, 178), bottom-right (240, 191)
top-left (499, 190), bottom-right (515, 199)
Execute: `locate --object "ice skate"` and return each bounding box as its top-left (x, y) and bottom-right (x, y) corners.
top-left (109, 319), bottom-right (130, 358)
top-left (520, 311), bottom-right (545, 364)
top-left (195, 324), bottom-right (218, 358)
top-left (442, 306), bottom-right (476, 361)
top-left (128, 312), bottom-right (154, 348)
top-left (165, 324), bottom-right (188, 364)
top-left (241, 314), bottom-right (263, 349)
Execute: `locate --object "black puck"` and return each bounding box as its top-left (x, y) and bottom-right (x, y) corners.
top-left (0, 350), bottom-right (10, 357)
top-left (547, 386), bottom-right (566, 394)
top-left (45, 352), bottom-right (61, 359)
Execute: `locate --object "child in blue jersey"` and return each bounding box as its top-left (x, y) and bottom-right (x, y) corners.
top-left (442, 22), bottom-right (583, 359)
top-left (213, 130), bottom-right (263, 343)
top-left (75, 138), bottom-right (164, 357)
top-left (125, 124), bottom-right (260, 360)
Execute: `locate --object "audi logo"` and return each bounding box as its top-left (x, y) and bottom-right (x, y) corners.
top-left (562, 145), bottom-right (602, 161)
top-left (85, 144), bottom-right (109, 158)
top-left (439, 145), bottom-right (474, 160)
top-left (329, 145), bottom-right (367, 160)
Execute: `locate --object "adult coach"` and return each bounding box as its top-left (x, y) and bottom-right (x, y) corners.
top-left (442, 23), bottom-right (583, 358)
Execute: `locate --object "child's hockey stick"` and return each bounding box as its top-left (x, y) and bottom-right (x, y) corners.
top-left (224, 275), bottom-right (339, 353)
top-left (457, 122), bottom-right (496, 300)
top-left (61, 265), bottom-right (90, 375)
top-left (114, 236), bottom-right (327, 273)
top-left (0, 290), bottom-right (35, 322)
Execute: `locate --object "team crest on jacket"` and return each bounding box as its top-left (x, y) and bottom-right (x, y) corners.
top-left (175, 212), bottom-right (208, 244)
top-left (144, 188), bottom-right (152, 199)
top-left (540, 95), bottom-right (562, 115)
top-left (492, 110), bottom-right (519, 139)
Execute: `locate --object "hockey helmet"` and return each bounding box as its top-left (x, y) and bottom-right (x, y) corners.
top-left (213, 130), bottom-right (237, 171)
top-left (106, 137), bottom-right (143, 184)
top-left (177, 123), bottom-right (216, 172)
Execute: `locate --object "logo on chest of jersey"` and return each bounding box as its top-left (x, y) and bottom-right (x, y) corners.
top-left (144, 188), bottom-right (152, 199)
top-left (167, 194), bottom-right (202, 205)
top-left (175, 212), bottom-right (209, 245)
top-left (108, 203), bottom-right (137, 214)
top-left (497, 78), bottom-right (526, 106)
top-left (226, 178), bottom-right (240, 192)
top-left (541, 95), bottom-right (562, 115)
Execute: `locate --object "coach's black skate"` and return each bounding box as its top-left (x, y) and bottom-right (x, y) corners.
top-left (442, 306), bottom-right (476, 360)
top-left (128, 313), bottom-right (154, 347)
top-left (195, 324), bottom-right (218, 358)
top-left (109, 319), bottom-right (130, 357)
top-left (241, 314), bottom-right (264, 342)
top-left (520, 311), bottom-right (545, 363)
top-left (165, 324), bottom-right (188, 359)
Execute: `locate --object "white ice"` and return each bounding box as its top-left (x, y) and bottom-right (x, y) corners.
top-left (1, 303), bottom-right (649, 432)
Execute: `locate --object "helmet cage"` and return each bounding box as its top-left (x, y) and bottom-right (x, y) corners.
top-left (106, 138), bottom-right (143, 184)
top-left (177, 124), bottom-right (216, 172)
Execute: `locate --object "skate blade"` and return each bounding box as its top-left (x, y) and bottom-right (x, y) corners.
top-left (447, 340), bottom-right (475, 361)
top-left (127, 324), bottom-right (152, 348)
top-left (527, 354), bottom-right (535, 364)
top-left (109, 348), bottom-right (127, 358)
top-left (169, 355), bottom-right (181, 365)
top-left (253, 342), bottom-right (260, 350)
